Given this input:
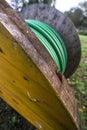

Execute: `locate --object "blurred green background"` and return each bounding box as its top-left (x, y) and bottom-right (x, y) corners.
top-left (0, 0), bottom-right (87, 130)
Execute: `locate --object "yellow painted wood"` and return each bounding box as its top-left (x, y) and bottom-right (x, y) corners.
top-left (0, 23), bottom-right (78, 130)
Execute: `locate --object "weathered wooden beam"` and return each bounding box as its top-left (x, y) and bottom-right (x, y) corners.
top-left (0, 1), bottom-right (81, 130)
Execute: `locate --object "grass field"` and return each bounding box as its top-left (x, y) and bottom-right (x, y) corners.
top-left (68, 35), bottom-right (87, 130)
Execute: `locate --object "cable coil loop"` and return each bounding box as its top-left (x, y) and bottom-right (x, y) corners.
top-left (25, 19), bottom-right (68, 73)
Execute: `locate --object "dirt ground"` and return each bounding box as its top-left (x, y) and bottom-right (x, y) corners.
top-left (0, 98), bottom-right (36, 130)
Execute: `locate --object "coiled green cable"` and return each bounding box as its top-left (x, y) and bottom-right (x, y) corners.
top-left (25, 19), bottom-right (68, 73)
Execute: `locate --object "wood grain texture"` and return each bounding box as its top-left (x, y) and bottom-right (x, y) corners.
top-left (0, 1), bottom-right (81, 130)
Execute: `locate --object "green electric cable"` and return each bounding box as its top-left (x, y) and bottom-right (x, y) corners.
top-left (28, 20), bottom-right (67, 67)
top-left (28, 20), bottom-right (65, 71)
top-left (25, 19), bottom-right (68, 73)
top-left (31, 27), bottom-right (61, 70)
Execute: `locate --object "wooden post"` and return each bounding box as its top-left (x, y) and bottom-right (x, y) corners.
top-left (0, 1), bottom-right (81, 130)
